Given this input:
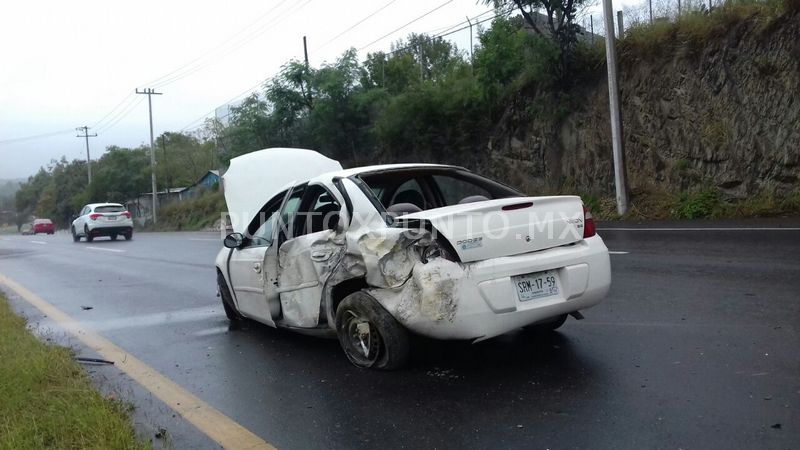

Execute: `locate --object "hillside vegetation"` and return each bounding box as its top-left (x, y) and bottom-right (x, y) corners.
top-left (14, 0), bottom-right (800, 226)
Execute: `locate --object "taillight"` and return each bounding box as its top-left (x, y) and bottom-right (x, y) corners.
top-left (583, 206), bottom-right (596, 238)
top-left (89, 213), bottom-right (101, 220)
top-left (121, 211), bottom-right (131, 218)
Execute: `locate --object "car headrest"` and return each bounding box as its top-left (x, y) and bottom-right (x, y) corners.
top-left (458, 195), bottom-right (490, 204)
top-left (393, 190), bottom-right (425, 209)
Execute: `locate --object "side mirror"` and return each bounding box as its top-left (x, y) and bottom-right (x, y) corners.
top-left (223, 232), bottom-right (244, 249)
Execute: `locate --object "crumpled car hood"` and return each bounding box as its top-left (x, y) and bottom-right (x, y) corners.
top-left (222, 148), bottom-right (342, 233)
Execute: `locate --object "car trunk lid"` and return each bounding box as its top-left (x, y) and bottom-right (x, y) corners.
top-left (400, 196), bottom-right (585, 262)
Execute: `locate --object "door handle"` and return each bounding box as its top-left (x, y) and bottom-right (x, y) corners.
top-left (310, 250), bottom-right (332, 262)
top-left (252, 262), bottom-right (262, 273)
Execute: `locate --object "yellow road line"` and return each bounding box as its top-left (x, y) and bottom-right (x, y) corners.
top-left (0, 272), bottom-right (275, 450)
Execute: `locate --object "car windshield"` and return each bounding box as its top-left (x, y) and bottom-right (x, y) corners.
top-left (94, 205), bottom-right (125, 213)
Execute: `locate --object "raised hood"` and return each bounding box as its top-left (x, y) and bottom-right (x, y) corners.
top-left (223, 148), bottom-right (341, 233)
top-left (401, 196), bottom-right (585, 262)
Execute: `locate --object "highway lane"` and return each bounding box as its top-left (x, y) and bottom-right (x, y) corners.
top-left (1, 223), bottom-right (798, 449)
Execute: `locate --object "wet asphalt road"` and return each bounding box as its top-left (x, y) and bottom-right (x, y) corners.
top-left (0, 221), bottom-right (798, 449)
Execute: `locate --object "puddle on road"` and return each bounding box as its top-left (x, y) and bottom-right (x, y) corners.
top-left (80, 306), bottom-right (222, 331)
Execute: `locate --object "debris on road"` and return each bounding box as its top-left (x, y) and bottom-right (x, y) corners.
top-left (81, 305), bottom-right (93, 310)
top-left (74, 356), bottom-right (115, 365)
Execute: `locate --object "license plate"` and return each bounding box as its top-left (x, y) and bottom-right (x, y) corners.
top-left (513, 270), bottom-right (560, 302)
top-left (106, 216), bottom-right (117, 221)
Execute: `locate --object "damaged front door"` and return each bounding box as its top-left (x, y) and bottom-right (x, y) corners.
top-left (229, 190), bottom-right (286, 325)
top-left (275, 184), bottom-right (346, 328)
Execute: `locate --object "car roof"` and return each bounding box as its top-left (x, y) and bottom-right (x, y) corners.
top-left (309, 163), bottom-right (464, 183)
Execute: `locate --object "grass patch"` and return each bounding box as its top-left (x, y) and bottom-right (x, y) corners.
top-left (621, 0), bottom-right (793, 60)
top-left (0, 294), bottom-right (149, 450)
top-left (155, 190), bottom-right (226, 231)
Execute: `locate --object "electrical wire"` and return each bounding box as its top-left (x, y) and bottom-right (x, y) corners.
top-left (142, 0), bottom-right (293, 88)
top-left (310, 0), bottom-right (398, 55)
top-left (149, 0), bottom-right (314, 90)
top-left (95, 97), bottom-right (145, 135)
top-left (357, 0), bottom-right (455, 51)
top-left (0, 129), bottom-right (76, 146)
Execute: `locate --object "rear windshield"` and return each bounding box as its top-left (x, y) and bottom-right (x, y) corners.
top-left (34, 219), bottom-right (52, 224)
top-left (94, 205), bottom-right (125, 213)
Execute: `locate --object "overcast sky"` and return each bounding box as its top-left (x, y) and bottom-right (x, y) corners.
top-left (0, 0), bottom-right (637, 180)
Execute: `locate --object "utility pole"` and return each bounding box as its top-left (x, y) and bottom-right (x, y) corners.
top-left (160, 134), bottom-right (171, 195)
top-left (602, 0), bottom-right (628, 215)
top-left (590, 16), bottom-right (594, 44)
top-left (617, 11), bottom-right (624, 38)
top-left (649, 0), bottom-right (653, 24)
top-left (418, 44), bottom-right (424, 81)
top-left (302, 36), bottom-right (312, 106)
top-left (135, 88), bottom-right (163, 224)
top-left (466, 15), bottom-right (474, 74)
top-left (76, 126), bottom-right (97, 184)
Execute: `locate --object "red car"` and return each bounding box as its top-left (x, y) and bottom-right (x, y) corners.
top-left (32, 218), bottom-right (55, 235)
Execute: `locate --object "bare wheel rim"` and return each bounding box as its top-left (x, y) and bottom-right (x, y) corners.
top-left (343, 310), bottom-right (381, 366)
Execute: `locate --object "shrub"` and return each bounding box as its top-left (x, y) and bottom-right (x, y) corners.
top-left (674, 188), bottom-right (721, 218)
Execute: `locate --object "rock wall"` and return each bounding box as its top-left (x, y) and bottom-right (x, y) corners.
top-left (488, 9), bottom-right (800, 199)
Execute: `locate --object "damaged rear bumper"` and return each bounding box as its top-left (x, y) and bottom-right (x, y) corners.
top-left (368, 235), bottom-right (611, 341)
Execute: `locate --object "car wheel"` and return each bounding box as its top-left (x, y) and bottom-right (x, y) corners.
top-left (217, 272), bottom-right (242, 323)
top-left (84, 225), bottom-right (93, 242)
top-left (335, 291), bottom-right (410, 370)
top-left (72, 227), bottom-right (80, 242)
top-left (524, 314), bottom-right (568, 333)
top-left (110, 234), bottom-right (117, 241)
top-left (124, 231), bottom-right (133, 241)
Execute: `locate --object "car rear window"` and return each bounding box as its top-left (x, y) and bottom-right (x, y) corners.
top-left (34, 219), bottom-right (52, 224)
top-left (94, 205), bottom-right (125, 213)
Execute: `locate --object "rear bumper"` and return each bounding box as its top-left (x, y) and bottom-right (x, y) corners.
top-left (370, 235), bottom-right (611, 341)
top-left (87, 224), bottom-right (133, 236)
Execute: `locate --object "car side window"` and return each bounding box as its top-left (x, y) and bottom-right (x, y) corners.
top-left (432, 175), bottom-right (492, 206)
top-left (243, 191), bottom-right (286, 248)
top-left (278, 186), bottom-right (306, 243)
top-left (294, 185), bottom-right (341, 237)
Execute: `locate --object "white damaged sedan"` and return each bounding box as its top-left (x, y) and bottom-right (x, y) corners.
top-left (216, 148), bottom-right (611, 369)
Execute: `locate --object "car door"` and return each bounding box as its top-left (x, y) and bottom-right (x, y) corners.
top-left (74, 206), bottom-right (88, 231)
top-left (275, 184), bottom-right (346, 328)
top-left (228, 192), bottom-right (287, 325)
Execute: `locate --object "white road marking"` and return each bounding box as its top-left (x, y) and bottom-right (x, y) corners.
top-left (600, 227), bottom-right (800, 231)
top-left (188, 238), bottom-right (220, 241)
top-left (608, 251), bottom-right (629, 254)
top-left (29, 240), bottom-right (47, 245)
top-left (86, 246), bottom-right (125, 253)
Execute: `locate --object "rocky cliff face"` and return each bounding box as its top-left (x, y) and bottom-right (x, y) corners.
top-left (488, 8), bottom-right (800, 202)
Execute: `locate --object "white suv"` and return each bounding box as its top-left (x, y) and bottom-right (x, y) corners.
top-left (71, 203), bottom-right (134, 242)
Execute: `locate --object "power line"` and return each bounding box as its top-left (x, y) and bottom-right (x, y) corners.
top-left (180, 75), bottom-right (276, 132)
top-left (0, 129), bottom-right (75, 146)
top-left (358, 0), bottom-right (455, 51)
top-left (95, 96), bottom-right (145, 135)
top-left (384, 11), bottom-right (506, 57)
top-left (91, 93), bottom-right (136, 129)
top-left (142, 0), bottom-right (293, 88)
top-left (149, 0), bottom-right (314, 90)
top-left (310, 0), bottom-right (398, 55)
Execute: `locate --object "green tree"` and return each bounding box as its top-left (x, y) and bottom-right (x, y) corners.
top-left (484, 0), bottom-right (589, 82)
